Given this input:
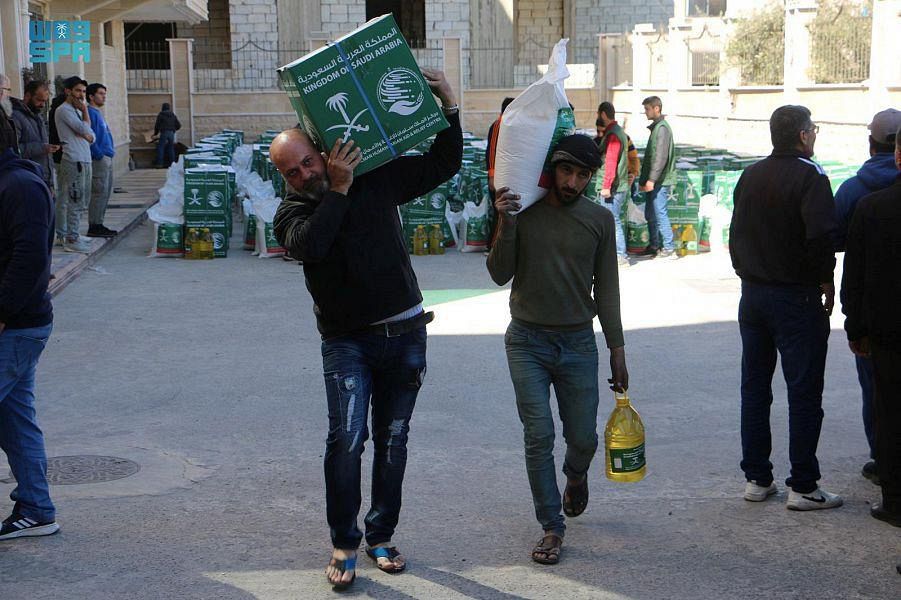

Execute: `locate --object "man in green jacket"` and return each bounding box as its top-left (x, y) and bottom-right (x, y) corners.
top-left (639, 96), bottom-right (676, 257)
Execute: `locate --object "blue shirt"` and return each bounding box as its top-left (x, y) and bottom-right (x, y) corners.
top-left (88, 105), bottom-right (114, 161)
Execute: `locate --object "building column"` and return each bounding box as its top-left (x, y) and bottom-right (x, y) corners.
top-left (783, 0), bottom-right (818, 104)
top-left (167, 38), bottom-right (194, 146)
top-left (0, 0), bottom-right (30, 95)
top-left (868, 0), bottom-right (901, 113)
top-left (442, 37), bottom-right (464, 128)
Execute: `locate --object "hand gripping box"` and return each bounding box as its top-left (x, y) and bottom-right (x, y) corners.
top-left (277, 13), bottom-right (449, 176)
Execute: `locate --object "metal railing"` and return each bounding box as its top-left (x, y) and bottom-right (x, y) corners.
top-left (809, 17), bottom-right (872, 84)
top-left (125, 41), bottom-right (170, 91)
top-left (691, 51), bottom-right (720, 86)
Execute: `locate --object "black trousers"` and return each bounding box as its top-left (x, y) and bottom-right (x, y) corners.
top-left (870, 340), bottom-right (901, 510)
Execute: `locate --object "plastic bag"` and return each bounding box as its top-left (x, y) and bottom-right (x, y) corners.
top-left (494, 39), bottom-right (575, 214)
top-left (251, 194), bottom-right (285, 258)
top-left (626, 198), bottom-right (649, 255)
top-left (459, 200), bottom-right (489, 253)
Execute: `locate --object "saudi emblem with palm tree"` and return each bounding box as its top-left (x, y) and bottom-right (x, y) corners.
top-left (325, 93), bottom-right (370, 142)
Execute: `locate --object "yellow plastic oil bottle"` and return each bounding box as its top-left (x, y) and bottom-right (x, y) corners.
top-left (604, 391), bottom-right (647, 482)
top-left (671, 224), bottom-right (683, 255)
top-left (413, 225), bottom-right (428, 255)
top-left (680, 223), bottom-right (698, 256)
top-left (429, 224), bottom-right (445, 255)
top-left (195, 228), bottom-right (214, 260)
top-left (184, 227), bottom-right (199, 260)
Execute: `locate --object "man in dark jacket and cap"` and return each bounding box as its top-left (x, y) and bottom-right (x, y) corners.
top-left (834, 108), bottom-right (901, 485)
top-left (153, 103), bottom-right (181, 168)
top-left (488, 134), bottom-right (629, 565)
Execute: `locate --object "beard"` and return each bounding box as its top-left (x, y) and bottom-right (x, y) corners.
top-left (300, 174), bottom-right (330, 199)
top-left (0, 97), bottom-right (12, 118)
top-left (557, 183), bottom-right (584, 205)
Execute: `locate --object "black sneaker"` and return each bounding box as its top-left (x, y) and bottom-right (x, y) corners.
top-left (100, 225), bottom-right (118, 236)
top-left (862, 461), bottom-right (880, 485)
top-left (0, 513), bottom-right (59, 540)
top-left (86, 224), bottom-right (115, 238)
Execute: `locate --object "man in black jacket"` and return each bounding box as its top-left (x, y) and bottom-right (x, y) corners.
top-left (841, 126), bottom-right (901, 528)
top-left (11, 81), bottom-right (59, 192)
top-left (272, 68), bottom-right (461, 589)
top-left (0, 148), bottom-right (58, 540)
top-left (730, 105), bottom-right (842, 511)
top-left (153, 103), bottom-right (181, 168)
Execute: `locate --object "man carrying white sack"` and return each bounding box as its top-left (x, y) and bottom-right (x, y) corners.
top-left (488, 134), bottom-right (629, 565)
top-left (271, 69), bottom-right (462, 590)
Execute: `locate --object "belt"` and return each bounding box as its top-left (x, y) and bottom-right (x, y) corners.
top-left (365, 311), bottom-right (434, 338)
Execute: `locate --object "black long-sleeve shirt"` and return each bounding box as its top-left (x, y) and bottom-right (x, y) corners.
top-left (842, 177), bottom-right (901, 349)
top-left (274, 113), bottom-right (463, 337)
top-left (0, 149), bottom-right (54, 329)
top-left (730, 151), bottom-right (836, 286)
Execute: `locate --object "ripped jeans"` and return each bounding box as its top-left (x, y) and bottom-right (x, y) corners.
top-left (321, 327), bottom-right (427, 550)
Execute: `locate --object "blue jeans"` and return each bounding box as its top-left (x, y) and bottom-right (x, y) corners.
top-left (602, 191), bottom-right (627, 258)
top-left (644, 184), bottom-right (674, 251)
top-left (504, 320), bottom-right (600, 536)
top-left (0, 324), bottom-right (54, 522)
top-left (855, 355), bottom-right (876, 459)
top-left (155, 130), bottom-right (175, 167)
top-left (321, 327), bottom-right (427, 549)
top-left (738, 283), bottom-right (829, 494)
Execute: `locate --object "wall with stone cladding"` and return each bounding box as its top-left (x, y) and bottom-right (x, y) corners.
top-left (571, 0), bottom-right (673, 64)
top-left (177, 0), bottom-right (232, 68)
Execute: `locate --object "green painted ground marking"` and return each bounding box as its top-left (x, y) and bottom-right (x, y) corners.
top-left (421, 289), bottom-right (498, 306)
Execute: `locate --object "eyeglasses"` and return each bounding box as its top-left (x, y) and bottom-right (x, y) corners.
top-left (805, 125), bottom-right (820, 134)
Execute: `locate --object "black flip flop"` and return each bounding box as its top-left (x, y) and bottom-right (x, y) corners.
top-left (366, 546), bottom-right (406, 573)
top-left (327, 555), bottom-right (356, 590)
top-left (531, 533), bottom-right (563, 565)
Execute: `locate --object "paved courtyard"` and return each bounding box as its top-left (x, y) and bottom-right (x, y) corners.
top-left (1, 221), bottom-right (898, 599)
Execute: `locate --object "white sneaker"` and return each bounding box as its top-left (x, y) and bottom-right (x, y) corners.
top-left (54, 236), bottom-right (65, 247)
top-left (617, 256), bottom-right (630, 267)
top-left (62, 238), bottom-right (91, 253)
top-left (786, 487), bottom-right (843, 511)
top-left (744, 480), bottom-right (777, 502)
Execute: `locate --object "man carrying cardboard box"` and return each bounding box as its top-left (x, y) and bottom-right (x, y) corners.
top-left (272, 68), bottom-right (461, 590)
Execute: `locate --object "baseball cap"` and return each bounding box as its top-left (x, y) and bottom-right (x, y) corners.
top-left (868, 108), bottom-right (901, 144)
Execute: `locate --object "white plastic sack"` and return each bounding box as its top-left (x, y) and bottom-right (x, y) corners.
top-left (232, 144), bottom-right (253, 174)
top-left (252, 195), bottom-right (285, 258)
top-left (625, 198), bottom-right (649, 254)
top-left (459, 200), bottom-right (489, 253)
top-left (445, 202), bottom-right (463, 250)
top-left (494, 39), bottom-right (575, 214)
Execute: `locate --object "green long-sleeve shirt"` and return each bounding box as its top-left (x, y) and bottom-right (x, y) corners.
top-left (487, 196), bottom-right (625, 348)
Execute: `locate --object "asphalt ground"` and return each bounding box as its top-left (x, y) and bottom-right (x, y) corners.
top-left (1, 221), bottom-right (898, 599)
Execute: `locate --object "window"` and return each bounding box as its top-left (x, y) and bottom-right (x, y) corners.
top-left (691, 51), bottom-right (720, 86)
top-left (104, 21), bottom-right (114, 47)
top-left (366, 0), bottom-right (426, 48)
top-left (124, 23), bottom-right (175, 70)
top-left (687, 0), bottom-right (727, 17)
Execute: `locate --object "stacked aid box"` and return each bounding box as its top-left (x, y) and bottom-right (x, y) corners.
top-left (184, 166), bottom-right (236, 258)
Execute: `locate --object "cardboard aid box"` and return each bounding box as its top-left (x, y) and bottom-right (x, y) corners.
top-left (277, 14), bottom-right (449, 176)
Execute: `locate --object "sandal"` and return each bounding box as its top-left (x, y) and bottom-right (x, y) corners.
top-left (563, 475), bottom-right (589, 517)
top-left (366, 546), bottom-right (406, 573)
top-left (531, 532), bottom-right (563, 565)
top-left (326, 555), bottom-right (356, 590)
